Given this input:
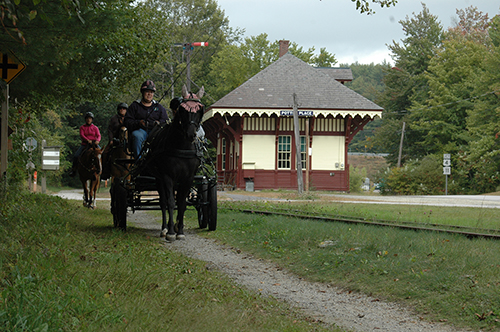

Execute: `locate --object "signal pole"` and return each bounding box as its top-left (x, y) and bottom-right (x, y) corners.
top-left (173, 42), bottom-right (208, 91)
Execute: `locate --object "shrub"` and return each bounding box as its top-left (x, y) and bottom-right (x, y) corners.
top-left (349, 166), bottom-right (367, 193)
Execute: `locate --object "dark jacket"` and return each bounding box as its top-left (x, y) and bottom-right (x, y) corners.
top-left (124, 100), bottom-right (168, 132)
top-left (107, 114), bottom-right (125, 142)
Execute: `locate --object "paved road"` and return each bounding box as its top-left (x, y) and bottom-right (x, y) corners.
top-left (218, 191), bottom-right (500, 209)
top-left (54, 189), bottom-right (500, 209)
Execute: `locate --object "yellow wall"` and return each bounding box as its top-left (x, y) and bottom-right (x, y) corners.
top-left (311, 136), bottom-right (345, 170)
top-left (242, 135), bottom-right (275, 170)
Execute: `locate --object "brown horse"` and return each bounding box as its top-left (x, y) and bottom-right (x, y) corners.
top-left (77, 142), bottom-right (102, 209)
top-left (110, 126), bottom-right (132, 183)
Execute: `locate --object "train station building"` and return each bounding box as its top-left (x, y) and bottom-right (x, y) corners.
top-left (202, 41), bottom-right (383, 191)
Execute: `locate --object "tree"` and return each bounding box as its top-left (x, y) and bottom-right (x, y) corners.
top-left (374, 4), bottom-right (444, 165)
top-left (350, 0), bottom-right (398, 15)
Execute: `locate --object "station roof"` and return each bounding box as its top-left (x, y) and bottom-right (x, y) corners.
top-left (204, 53), bottom-right (383, 121)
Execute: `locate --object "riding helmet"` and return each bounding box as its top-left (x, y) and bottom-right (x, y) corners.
top-left (85, 112), bottom-right (94, 119)
top-left (140, 80), bottom-right (156, 93)
top-left (117, 102), bottom-right (128, 113)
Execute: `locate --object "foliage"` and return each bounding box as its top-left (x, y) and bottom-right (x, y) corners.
top-left (377, 155), bottom-right (445, 195)
top-left (344, 62), bottom-right (389, 153)
top-left (374, 4), bottom-right (444, 165)
top-left (349, 166), bottom-right (366, 193)
top-left (350, 0), bottom-right (398, 14)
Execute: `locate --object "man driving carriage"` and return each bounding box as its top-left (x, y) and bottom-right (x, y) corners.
top-left (101, 102), bottom-right (128, 180)
top-left (69, 112), bottom-right (101, 177)
top-left (124, 80), bottom-right (169, 159)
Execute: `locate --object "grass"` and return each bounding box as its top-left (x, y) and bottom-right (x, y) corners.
top-left (225, 199), bottom-right (500, 232)
top-left (0, 189), bottom-right (337, 332)
top-left (198, 200), bottom-right (500, 331)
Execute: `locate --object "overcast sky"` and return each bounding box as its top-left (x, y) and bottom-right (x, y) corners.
top-left (215, 0), bottom-right (500, 65)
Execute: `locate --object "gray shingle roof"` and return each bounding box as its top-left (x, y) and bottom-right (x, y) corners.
top-left (209, 53), bottom-right (382, 111)
top-left (316, 67), bottom-right (353, 82)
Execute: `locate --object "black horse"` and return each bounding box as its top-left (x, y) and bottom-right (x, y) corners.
top-left (147, 85), bottom-right (205, 241)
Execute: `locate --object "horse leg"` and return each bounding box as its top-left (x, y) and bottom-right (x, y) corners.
top-left (89, 181), bottom-right (96, 209)
top-left (174, 184), bottom-right (190, 240)
top-left (161, 177), bottom-right (177, 242)
top-left (91, 177), bottom-right (99, 209)
top-left (82, 180), bottom-right (90, 207)
top-left (157, 180), bottom-right (169, 238)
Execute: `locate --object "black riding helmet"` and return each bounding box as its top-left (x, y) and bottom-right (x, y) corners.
top-left (140, 80), bottom-right (156, 93)
top-left (116, 102), bottom-right (128, 114)
top-left (85, 112), bottom-right (94, 119)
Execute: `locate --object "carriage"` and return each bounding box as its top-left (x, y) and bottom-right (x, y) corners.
top-left (107, 87), bottom-right (217, 238)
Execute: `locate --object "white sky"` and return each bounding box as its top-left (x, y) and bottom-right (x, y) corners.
top-left (216, 0), bottom-right (500, 65)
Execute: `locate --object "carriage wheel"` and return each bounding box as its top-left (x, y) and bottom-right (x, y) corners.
top-left (198, 182), bottom-right (208, 229)
top-left (114, 183), bottom-right (128, 231)
top-left (207, 183), bottom-right (217, 231)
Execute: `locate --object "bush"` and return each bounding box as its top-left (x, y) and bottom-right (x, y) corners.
top-left (378, 155), bottom-right (446, 195)
top-left (349, 166), bottom-right (367, 193)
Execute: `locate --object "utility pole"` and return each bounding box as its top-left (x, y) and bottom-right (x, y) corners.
top-left (1, 84), bottom-right (8, 179)
top-left (174, 42), bottom-right (208, 92)
top-left (397, 121), bottom-right (405, 168)
top-left (293, 93), bottom-right (303, 194)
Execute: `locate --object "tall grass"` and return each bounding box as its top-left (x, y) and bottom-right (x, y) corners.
top-left (201, 201), bottom-right (500, 331)
top-left (0, 190), bottom-right (336, 332)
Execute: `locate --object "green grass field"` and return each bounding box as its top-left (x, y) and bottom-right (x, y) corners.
top-left (3, 187), bottom-right (500, 331)
top-left (0, 189), bottom-right (336, 332)
top-left (200, 200), bottom-right (500, 331)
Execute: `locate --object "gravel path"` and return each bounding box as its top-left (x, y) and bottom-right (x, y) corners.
top-left (127, 211), bottom-right (469, 332)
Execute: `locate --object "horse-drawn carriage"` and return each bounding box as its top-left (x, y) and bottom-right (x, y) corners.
top-left (107, 87), bottom-right (217, 240)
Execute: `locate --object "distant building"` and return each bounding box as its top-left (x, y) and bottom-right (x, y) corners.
top-left (202, 40), bottom-right (383, 191)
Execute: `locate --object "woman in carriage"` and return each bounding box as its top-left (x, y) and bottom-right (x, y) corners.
top-left (124, 80), bottom-right (169, 159)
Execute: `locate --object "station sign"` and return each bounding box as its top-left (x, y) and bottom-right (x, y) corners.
top-left (280, 110), bottom-right (313, 117)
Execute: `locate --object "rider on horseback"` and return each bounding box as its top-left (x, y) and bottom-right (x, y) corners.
top-left (69, 112), bottom-right (101, 177)
top-left (101, 102), bottom-right (128, 180)
top-left (124, 80), bottom-right (169, 159)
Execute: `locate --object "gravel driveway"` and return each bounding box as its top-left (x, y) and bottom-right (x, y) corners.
top-left (128, 210), bottom-right (469, 332)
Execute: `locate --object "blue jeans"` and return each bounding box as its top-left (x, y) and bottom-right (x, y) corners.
top-left (131, 128), bottom-right (150, 159)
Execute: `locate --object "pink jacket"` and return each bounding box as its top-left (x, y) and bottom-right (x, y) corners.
top-left (79, 123), bottom-right (101, 145)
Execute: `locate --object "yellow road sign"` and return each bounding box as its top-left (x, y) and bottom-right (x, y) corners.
top-left (0, 52), bottom-right (26, 84)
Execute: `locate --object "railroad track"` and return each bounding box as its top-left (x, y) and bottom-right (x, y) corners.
top-left (240, 209), bottom-right (500, 240)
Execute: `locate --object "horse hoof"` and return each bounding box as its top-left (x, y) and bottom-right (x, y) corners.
top-left (176, 234), bottom-right (186, 240)
top-left (160, 229), bottom-right (168, 238)
top-left (166, 234), bottom-right (176, 242)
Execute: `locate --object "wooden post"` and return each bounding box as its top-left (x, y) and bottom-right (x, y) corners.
top-left (293, 93), bottom-right (303, 194)
top-left (397, 121), bottom-right (405, 168)
top-left (305, 117), bottom-right (310, 192)
top-left (1, 84), bottom-right (8, 180)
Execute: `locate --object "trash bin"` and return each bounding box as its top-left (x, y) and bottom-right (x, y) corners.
top-left (245, 179), bottom-right (254, 192)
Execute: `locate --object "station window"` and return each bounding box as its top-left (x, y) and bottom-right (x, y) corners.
top-left (278, 135), bottom-right (291, 169)
top-left (300, 136), bottom-right (307, 169)
top-left (221, 138), bottom-right (226, 170)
